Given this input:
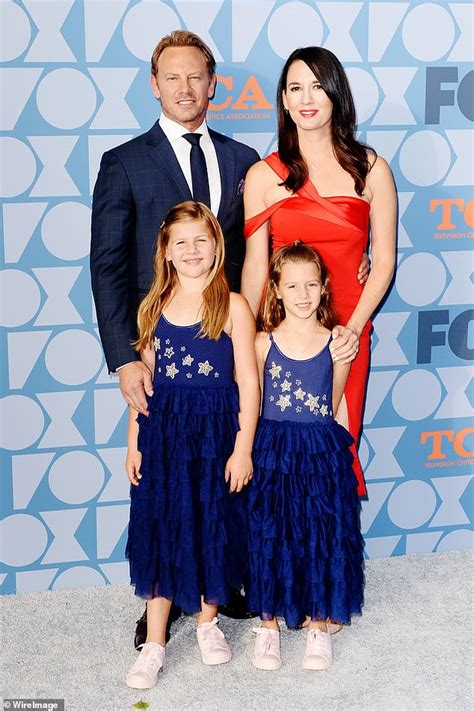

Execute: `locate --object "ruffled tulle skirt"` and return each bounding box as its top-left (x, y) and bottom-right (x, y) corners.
top-left (247, 417), bottom-right (364, 628)
top-left (126, 383), bottom-right (246, 612)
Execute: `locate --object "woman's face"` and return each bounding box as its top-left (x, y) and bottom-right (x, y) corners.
top-left (282, 60), bottom-right (333, 134)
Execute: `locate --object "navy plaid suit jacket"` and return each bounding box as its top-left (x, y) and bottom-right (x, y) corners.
top-left (90, 120), bottom-right (259, 372)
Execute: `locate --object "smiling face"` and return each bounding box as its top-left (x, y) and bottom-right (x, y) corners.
top-left (151, 46), bottom-right (216, 131)
top-left (282, 59), bottom-right (333, 134)
top-left (275, 259), bottom-right (324, 321)
top-left (165, 219), bottom-right (216, 281)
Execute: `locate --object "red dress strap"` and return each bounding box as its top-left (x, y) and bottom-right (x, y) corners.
top-left (244, 198), bottom-right (290, 239)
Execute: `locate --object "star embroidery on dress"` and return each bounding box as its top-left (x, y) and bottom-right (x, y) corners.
top-left (164, 347), bottom-right (174, 358)
top-left (276, 394), bottom-right (292, 412)
top-left (295, 379), bottom-right (302, 386)
top-left (166, 363), bottom-right (179, 379)
top-left (182, 354), bottom-right (194, 366)
top-left (154, 337), bottom-right (160, 351)
top-left (165, 339), bottom-right (170, 345)
top-left (269, 395), bottom-right (274, 402)
top-left (280, 379), bottom-right (292, 392)
top-left (269, 362), bottom-right (282, 380)
top-left (285, 371), bottom-right (291, 378)
top-left (214, 372), bottom-right (220, 378)
top-left (272, 382), bottom-right (278, 389)
top-left (181, 346), bottom-right (186, 351)
top-left (186, 373), bottom-right (192, 379)
top-left (296, 406), bottom-right (302, 413)
top-left (294, 387), bottom-right (306, 401)
top-left (322, 394), bottom-right (327, 401)
top-left (304, 393), bottom-right (320, 412)
top-left (320, 404), bottom-right (329, 417)
top-left (198, 360), bottom-right (214, 376)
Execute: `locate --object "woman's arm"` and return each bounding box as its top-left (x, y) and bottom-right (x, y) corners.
top-left (226, 293), bottom-right (260, 492)
top-left (241, 162), bottom-right (271, 316)
top-left (331, 156), bottom-right (397, 364)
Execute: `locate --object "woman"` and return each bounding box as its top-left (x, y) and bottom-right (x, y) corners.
top-left (241, 47), bottom-right (397, 497)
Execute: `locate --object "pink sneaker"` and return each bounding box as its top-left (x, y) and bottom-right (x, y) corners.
top-left (302, 628), bottom-right (333, 670)
top-left (126, 641), bottom-right (165, 689)
top-left (196, 617), bottom-right (232, 665)
top-left (251, 627), bottom-right (282, 670)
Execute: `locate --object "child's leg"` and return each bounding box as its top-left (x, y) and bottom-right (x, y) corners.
top-left (146, 596), bottom-right (173, 646)
top-left (260, 616), bottom-right (280, 630)
top-left (196, 598), bottom-right (218, 625)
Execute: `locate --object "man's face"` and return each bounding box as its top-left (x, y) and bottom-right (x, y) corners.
top-left (151, 46), bottom-right (216, 131)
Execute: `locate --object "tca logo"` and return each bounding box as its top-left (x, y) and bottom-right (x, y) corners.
top-left (421, 428), bottom-right (474, 460)
top-left (430, 199), bottom-right (474, 230)
top-left (210, 76), bottom-right (273, 112)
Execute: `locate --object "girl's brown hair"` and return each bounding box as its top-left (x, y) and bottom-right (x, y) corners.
top-left (260, 242), bottom-right (338, 332)
top-left (277, 46), bottom-right (375, 196)
top-left (134, 201), bottom-right (229, 351)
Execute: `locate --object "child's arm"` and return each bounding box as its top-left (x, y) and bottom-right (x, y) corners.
top-left (226, 293), bottom-right (260, 493)
top-left (125, 345), bottom-right (155, 486)
top-left (332, 360), bottom-right (351, 417)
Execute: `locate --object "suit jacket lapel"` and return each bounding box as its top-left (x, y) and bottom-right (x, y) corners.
top-left (211, 130), bottom-right (236, 223)
top-left (146, 120), bottom-right (192, 201)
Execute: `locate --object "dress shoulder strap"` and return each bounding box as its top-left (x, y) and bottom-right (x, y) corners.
top-left (263, 152), bottom-right (288, 181)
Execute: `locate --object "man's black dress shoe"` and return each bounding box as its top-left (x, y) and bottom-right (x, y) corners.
top-left (134, 589), bottom-right (254, 650)
top-left (219, 587), bottom-right (255, 620)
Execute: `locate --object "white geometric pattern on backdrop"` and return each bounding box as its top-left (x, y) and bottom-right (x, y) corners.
top-left (0, 0), bottom-right (472, 594)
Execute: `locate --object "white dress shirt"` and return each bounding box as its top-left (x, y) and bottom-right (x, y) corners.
top-left (159, 113), bottom-right (222, 215)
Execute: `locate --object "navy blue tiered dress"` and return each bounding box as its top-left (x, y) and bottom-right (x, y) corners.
top-left (247, 334), bottom-right (364, 628)
top-left (126, 315), bottom-right (245, 612)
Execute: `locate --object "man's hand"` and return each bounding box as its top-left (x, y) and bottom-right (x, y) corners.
top-left (330, 325), bottom-right (359, 364)
top-left (357, 251), bottom-right (370, 285)
top-left (118, 361), bottom-right (153, 415)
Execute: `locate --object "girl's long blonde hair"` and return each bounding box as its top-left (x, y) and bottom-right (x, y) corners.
top-left (134, 201), bottom-right (229, 351)
top-left (260, 242), bottom-right (338, 332)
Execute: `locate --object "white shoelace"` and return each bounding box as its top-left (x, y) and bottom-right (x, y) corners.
top-left (133, 643), bottom-right (164, 674)
top-left (253, 627), bottom-right (280, 656)
top-left (306, 629), bottom-right (331, 659)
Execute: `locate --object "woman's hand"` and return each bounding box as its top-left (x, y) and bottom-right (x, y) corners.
top-left (126, 450), bottom-right (143, 486)
top-left (225, 451), bottom-right (253, 493)
top-left (330, 325), bottom-right (360, 364)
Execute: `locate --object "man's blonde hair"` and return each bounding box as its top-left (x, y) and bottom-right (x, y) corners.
top-left (151, 30), bottom-right (216, 78)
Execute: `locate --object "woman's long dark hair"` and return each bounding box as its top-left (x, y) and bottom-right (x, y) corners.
top-left (277, 46), bottom-right (375, 196)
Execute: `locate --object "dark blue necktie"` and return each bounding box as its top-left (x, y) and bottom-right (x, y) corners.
top-left (182, 133), bottom-right (211, 207)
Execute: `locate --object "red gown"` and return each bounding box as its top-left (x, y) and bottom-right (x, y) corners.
top-left (244, 152), bottom-right (370, 496)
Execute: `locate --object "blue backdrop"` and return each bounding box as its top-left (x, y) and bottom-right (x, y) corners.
top-left (0, 0), bottom-right (473, 594)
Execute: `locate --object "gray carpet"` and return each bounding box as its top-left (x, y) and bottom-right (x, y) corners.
top-left (1, 550), bottom-right (472, 711)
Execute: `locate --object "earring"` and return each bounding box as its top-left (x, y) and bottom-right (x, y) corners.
top-left (283, 107), bottom-right (289, 114)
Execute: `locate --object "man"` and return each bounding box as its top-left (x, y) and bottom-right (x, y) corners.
top-left (90, 30), bottom-right (259, 649)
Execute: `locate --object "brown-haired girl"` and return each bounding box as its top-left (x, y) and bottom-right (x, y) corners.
top-left (125, 201), bottom-right (259, 689)
top-left (247, 242), bottom-right (364, 672)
